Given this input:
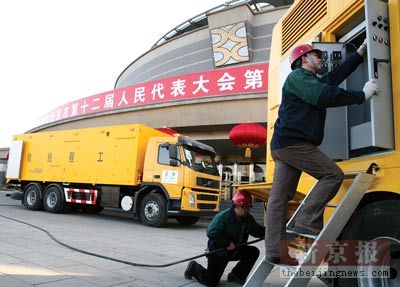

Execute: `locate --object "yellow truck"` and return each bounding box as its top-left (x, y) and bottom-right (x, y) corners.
top-left (6, 124), bottom-right (221, 227)
top-left (241, 0), bottom-right (400, 286)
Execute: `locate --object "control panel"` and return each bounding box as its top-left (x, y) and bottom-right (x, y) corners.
top-left (362, 0), bottom-right (393, 150)
top-left (311, 0), bottom-right (393, 160)
top-left (370, 14), bottom-right (390, 48)
top-left (312, 42), bottom-right (349, 160)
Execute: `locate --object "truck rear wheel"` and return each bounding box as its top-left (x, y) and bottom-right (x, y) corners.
top-left (176, 216), bottom-right (200, 225)
top-left (140, 193), bottom-right (168, 227)
top-left (43, 184), bottom-right (67, 213)
top-left (23, 184), bottom-right (43, 210)
top-left (337, 199), bottom-right (400, 287)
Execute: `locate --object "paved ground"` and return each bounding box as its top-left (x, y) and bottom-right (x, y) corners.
top-left (0, 190), bottom-right (326, 287)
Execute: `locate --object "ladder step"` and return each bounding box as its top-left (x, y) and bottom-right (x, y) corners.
top-left (343, 172), bottom-right (359, 179)
top-left (286, 229), bottom-right (318, 240)
top-left (243, 257), bottom-right (274, 287)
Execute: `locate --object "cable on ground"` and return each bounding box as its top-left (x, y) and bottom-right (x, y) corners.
top-left (0, 213), bottom-right (263, 268)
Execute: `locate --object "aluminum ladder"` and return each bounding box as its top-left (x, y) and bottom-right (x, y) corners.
top-left (244, 166), bottom-right (376, 287)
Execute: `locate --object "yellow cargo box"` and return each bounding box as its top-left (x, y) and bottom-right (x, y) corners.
top-left (10, 124), bottom-right (171, 186)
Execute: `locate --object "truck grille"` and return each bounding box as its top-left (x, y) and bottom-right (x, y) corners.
top-left (196, 177), bottom-right (220, 189)
top-left (282, 0), bottom-right (327, 55)
top-left (198, 203), bottom-right (217, 210)
top-left (71, 192), bottom-right (92, 201)
top-left (197, 194), bottom-right (218, 201)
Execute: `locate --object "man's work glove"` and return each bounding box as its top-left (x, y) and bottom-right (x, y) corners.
top-left (363, 79), bottom-right (379, 100)
top-left (357, 39), bottom-right (367, 57)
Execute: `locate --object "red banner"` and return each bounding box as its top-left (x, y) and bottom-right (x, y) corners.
top-left (40, 63), bottom-right (268, 125)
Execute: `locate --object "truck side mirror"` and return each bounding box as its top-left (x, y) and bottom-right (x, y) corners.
top-left (169, 159), bottom-right (179, 167)
top-left (168, 144), bottom-right (179, 160)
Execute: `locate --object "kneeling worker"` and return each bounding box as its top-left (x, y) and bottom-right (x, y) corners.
top-left (184, 190), bottom-right (265, 286)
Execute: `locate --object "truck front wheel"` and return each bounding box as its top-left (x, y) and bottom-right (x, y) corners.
top-left (337, 199), bottom-right (400, 287)
top-left (23, 184), bottom-right (43, 210)
top-left (140, 193), bottom-right (168, 227)
top-left (176, 216), bottom-right (200, 225)
top-left (43, 185), bottom-right (67, 213)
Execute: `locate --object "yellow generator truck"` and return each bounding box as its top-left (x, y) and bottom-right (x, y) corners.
top-left (6, 124), bottom-right (221, 227)
top-left (241, 0), bottom-right (400, 286)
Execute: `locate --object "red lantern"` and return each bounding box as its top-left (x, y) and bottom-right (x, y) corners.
top-left (229, 123), bottom-right (267, 158)
top-left (156, 126), bottom-right (178, 136)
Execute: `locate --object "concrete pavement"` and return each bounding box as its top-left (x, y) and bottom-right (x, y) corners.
top-left (0, 190), bottom-right (326, 287)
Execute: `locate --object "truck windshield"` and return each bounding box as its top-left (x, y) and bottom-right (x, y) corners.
top-left (183, 146), bottom-right (219, 176)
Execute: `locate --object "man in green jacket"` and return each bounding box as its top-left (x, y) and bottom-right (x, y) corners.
top-left (265, 40), bottom-right (379, 266)
top-left (184, 190), bottom-right (264, 286)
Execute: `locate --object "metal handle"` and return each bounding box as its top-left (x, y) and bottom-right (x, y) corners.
top-left (373, 58), bottom-right (390, 78)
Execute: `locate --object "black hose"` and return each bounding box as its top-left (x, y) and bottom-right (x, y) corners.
top-left (0, 213), bottom-right (263, 268)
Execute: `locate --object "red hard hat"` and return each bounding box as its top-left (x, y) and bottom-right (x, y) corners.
top-left (290, 44), bottom-right (322, 70)
top-left (232, 190), bottom-right (253, 208)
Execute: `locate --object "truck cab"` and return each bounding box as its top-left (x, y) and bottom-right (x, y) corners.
top-left (139, 135), bottom-right (221, 226)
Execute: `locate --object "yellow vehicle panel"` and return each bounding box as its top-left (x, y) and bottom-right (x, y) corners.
top-left (265, 0), bottom-right (400, 199)
top-left (11, 124), bottom-right (171, 185)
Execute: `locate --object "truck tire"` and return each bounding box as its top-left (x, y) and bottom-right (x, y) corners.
top-left (23, 184), bottom-right (43, 210)
top-left (337, 199), bottom-right (400, 287)
top-left (176, 216), bottom-right (200, 225)
top-left (43, 184), bottom-right (67, 213)
top-left (140, 193), bottom-right (168, 227)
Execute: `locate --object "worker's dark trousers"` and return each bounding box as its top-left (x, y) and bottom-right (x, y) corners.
top-left (265, 142), bottom-right (344, 257)
top-left (191, 245), bottom-right (260, 287)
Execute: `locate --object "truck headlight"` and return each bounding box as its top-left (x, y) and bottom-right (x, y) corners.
top-left (189, 192), bottom-right (195, 207)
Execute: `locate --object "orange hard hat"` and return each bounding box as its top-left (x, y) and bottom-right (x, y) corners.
top-left (232, 190), bottom-right (253, 208)
top-left (290, 44), bottom-right (322, 70)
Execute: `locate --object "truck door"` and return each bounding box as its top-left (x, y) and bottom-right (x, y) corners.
top-left (6, 140), bottom-right (23, 180)
top-left (152, 143), bottom-right (184, 199)
top-left (317, 0), bottom-right (393, 160)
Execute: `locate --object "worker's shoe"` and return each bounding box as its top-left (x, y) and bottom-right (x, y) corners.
top-left (265, 255), bottom-right (299, 266)
top-left (184, 260), bottom-right (196, 280)
top-left (227, 272), bottom-right (246, 285)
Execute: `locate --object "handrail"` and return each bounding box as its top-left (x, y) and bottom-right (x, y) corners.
top-left (151, 0), bottom-right (273, 48)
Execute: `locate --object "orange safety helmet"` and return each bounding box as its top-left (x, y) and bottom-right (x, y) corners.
top-left (232, 190), bottom-right (253, 208)
top-left (290, 44), bottom-right (322, 70)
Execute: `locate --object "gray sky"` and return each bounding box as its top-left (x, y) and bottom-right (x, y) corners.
top-left (0, 0), bottom-right (225, 148)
